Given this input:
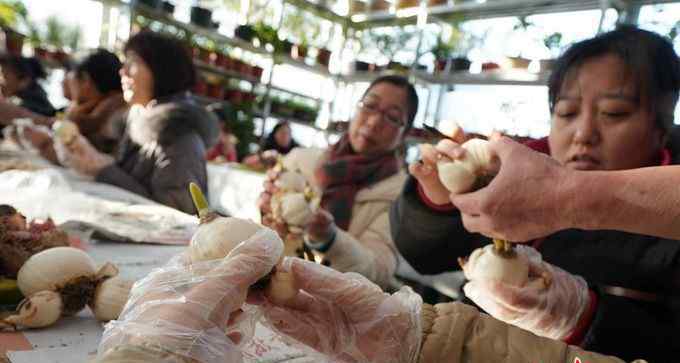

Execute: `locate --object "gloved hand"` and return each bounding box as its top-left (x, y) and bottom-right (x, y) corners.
top-left (54, 133), bottom-right (114, 176)
top-left (463, 245), bottom-right (591, 341)
top-left (16, 124), bottom-right (51, 152)
top-left (98, 228), bottom-right (284, 363)
top-left (304, 207), bottom-right (335, 244)
top-left (259, 257), bottom-right (422, 363)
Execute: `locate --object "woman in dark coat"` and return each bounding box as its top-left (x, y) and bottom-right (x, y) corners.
top-left (0, 55), bottom-right (55, 117)
top-left (390, 27), bottom-right (680, 362)
top-left (55, 31), bottom-right (218, 214)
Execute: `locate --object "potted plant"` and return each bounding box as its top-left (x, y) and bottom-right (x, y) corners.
top-left (254, 22), bottom-right (281, 52)
top-left (508, 16), bottom-right (534, 69)
top-left (135, 0), bottom-right (162, 9)
top-left (45, 16), bottom-right (70, 63)
top-left (316, 47), bottom-right (331, 67)
top-left (431, 34), bottom-right (453, 72)
top-left (190, 5), bottom-right (214, 28)
top-left (161, 1), bottom-right (175, 14)
top-left (0, 0), bottom-right (28, 55)
top-left (234, 24), bottom-right (255, 42)
top-left (397, 0), bottom-right (418, 10)
top-left (541, 32), bottom-right (562, 72)
top-left (66, 25), bottom-right (82, 53)
top-left (27, 23), bottom-right (47, 58)
top-left (370, 0), bottom-right (390, 12)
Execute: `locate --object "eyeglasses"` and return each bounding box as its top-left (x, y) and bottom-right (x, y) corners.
top-left (357, 100), bottom-right (406, 128)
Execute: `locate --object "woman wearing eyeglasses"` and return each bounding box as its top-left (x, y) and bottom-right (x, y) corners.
top-left (258, 75), bottom-right (418, 290)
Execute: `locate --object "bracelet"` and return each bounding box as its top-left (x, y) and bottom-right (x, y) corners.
top-left (303, 228), bottom-right (337, 253)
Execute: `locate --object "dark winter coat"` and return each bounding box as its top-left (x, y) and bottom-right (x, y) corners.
top-left (95, 94), bottom-right (218, 214)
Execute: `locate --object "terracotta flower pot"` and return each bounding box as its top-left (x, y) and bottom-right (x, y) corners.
top-left (251, 66), bottom-right (263, 81)
top-left (316, 48), bottom-right (331, 67)
top-left (292, 44), bottom-right (307, 60)
top-left (4, 30), bottom-right (24, 56)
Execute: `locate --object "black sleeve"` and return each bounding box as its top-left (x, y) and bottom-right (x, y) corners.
top-left (389, 176), bottom-right (487, 275)
top-left (582, 290), bottom-right (680, 363)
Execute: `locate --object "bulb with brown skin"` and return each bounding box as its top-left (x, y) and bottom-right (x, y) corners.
top-left (458, 240), bottom-right (530, 287)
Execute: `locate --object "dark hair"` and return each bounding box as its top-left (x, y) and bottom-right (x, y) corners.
top-left (0, 56), bottom-right (47, 81)
top-left (0, 205), bottom-right (17, 217)
top-left (263, 121), bottom-right (298, 154)
top-left (362, 75), bottom-right (419, 131)
top-left (548, 26), bottom-right (680, 132)
top-left (74, 49), bottom-right (122, 94)
top-left (124, 30), bottom-right (195, 99)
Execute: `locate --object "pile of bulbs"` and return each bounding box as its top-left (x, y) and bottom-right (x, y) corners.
top-left (0, 247), bottom-right (133, 330)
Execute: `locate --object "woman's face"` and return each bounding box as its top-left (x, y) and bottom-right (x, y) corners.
top-left (0, 65), bottom-right (25, 97)
top-left (349, 82), bottom-right (408, 156)
top-left (549, 54), bottom-right (664, 171)
top-left (72, 72), bottom-right (102, 103)
top-left (120, 51), bottom-right (154, 106)
top-left (274, 124), bottom-right (292, 148)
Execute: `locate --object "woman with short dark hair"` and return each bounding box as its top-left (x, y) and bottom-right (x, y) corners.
top-left (55, 31), bottom-right (219, 214)
top-left (258, 75), bottom-right (419, 289)
top-left (0, 56), bottom-right (55, 117)
top-left (64, 49), bottom-right (128, 153)
top-left (391, 26), bottom-right (680, 360)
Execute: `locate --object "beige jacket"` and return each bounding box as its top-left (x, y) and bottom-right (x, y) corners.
top-left (419, 302), bottom-right (646, 363)
top-left (282, 147), bottom-right (407, 290)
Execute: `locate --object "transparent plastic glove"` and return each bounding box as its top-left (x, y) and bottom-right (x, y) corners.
top-left (463, 245), bottom-right (590, 340)
top-left (260, 258), bottom-right (422, 363)
top-left (14, 122), bottom-right (50, 152)
top-left (54, 133), bottom-right (114, 175)
top-left (98, 229), bottom-right (284, 363)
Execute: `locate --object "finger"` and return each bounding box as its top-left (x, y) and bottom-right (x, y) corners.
top-left (265, 304), bottom-right (325, 351)
top-left (486, 136), bottom-right (524, 161)
top-left (418, 144), bottom-right (440, 166)
top-left (408, 160), bottom-right (435, 180)
top-left (450, 193), bottom-right (484, 216)
top-left (489, 280), bottom-right (542, 313)
top-left (286, 258), bottom-right (382, 305)
top-left (435, 139), bottom-right (465, 160)
top-left (463, 281), bottom-right (521, 320)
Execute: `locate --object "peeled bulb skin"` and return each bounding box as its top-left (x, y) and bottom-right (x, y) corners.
top-left (275, 171), bottom-right (306, 193)
top-left (4, 290), bottom-right (63, 328)
top-left (190, 217), bottom-right (264, 262)
top-left (90, 276), bottom-right (134, 321)
top-left (52, 120), bottom-right (79, 145)
top-left (462, 244), bottom-right (529, 287)
top-left (17, 247), bottom-right (97, 297)
top-left (278, 193), bottom-right (313, 226)
top-left (437, 139), bottom-right (491, 194)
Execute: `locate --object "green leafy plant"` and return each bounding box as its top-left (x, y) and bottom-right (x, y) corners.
top-left (26, 20), bottom-right (41, 47)
top-left (543, 32), bottom-right (562, 55)
top-left (45, 15), bottom-right (66, 49)
top-left (0, 0), bottom-right (27, 30)
top-left (281, 9), bottom-right (320, 47)
top-left (66, 25), bottom-right (82, 52)
top-left (365, 28), bottom-right (415, 62)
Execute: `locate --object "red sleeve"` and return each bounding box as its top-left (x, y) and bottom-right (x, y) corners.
top-left (205, 142), bottom-right (222, 161)
top-left (416, 181), bottom-right (457, 212)
top-left (563, 289), bottom-right (598, 346)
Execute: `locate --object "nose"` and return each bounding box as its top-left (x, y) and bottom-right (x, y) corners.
top-left (364, 111), bottom-right (383, 131)
top-left (572, 111), bottom-right (600, 146)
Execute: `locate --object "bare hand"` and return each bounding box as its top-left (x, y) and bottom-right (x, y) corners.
top-left (54, 134), bottom-right (114, 176)
top-left (450, 137), bottom-right (570, 242)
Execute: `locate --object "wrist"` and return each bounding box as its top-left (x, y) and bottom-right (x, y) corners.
top-left (304, 226), bottom-right (337, 252)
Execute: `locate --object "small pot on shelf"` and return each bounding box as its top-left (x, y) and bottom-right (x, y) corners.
top-left (316, 48), bottom-right (331, 67)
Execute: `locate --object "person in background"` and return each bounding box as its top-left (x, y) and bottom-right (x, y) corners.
top-left (258, 75), bottom-right (417, 290)
top-left (63, 49), bottom-right (128, 153)
top-left (243, 121), bottom-right (298, 168)
top-left (390, 26), bottom-right (680, 361)
top-left (53, 30), bottom-right (219, 214)
top-left (0, 55), bottom-right (55, 122)
top-left (205, 103), bottom-right (238, 163)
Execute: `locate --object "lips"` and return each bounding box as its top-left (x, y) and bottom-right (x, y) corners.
top-left (567, 154), bottom-right (600, 170)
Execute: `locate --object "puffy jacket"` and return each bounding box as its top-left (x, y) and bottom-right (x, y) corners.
top-left (95, 94), bottom-right (218, 214)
